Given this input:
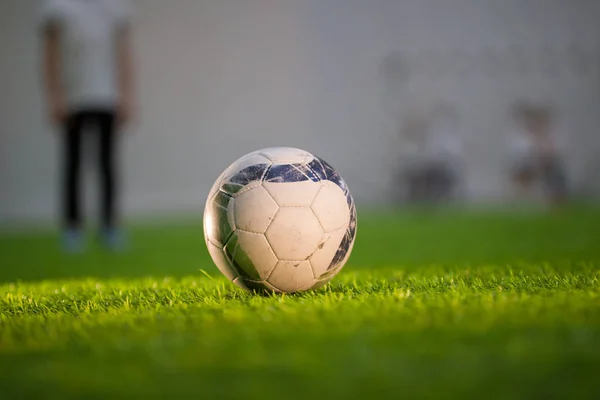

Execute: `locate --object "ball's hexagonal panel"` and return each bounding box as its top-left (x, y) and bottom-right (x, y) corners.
top-left (311, 181), bottom-right (350, 232)
top-left (234, 186), bottom-right (278, 234)
top-left (258, 147), bottom-right (309, 164)
top-left (265, 207), bottom-right (324, 260)
top-left (309, 226), bottom-right (347, 278)
top-left (203, 191), bottom-right (235, 246)
top-left (268, 261), bottom-right (315, 292)
top-left (206, 240), bottom-right (238, 281)
top-left (220, 153), bottom-right (271, 196)
top-left (262, 181), bottom-right (321, 207)
top-left (227, 230), bottom-right (278, 280)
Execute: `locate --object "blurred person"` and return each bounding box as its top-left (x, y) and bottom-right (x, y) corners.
top-left (506, 102), bottom-right (568, 206)
top-left (395, 109), bottom-right (429, 203)
top-left (425, 102), bottom-right (465, 201)
top-left (40, 0), bottom-right (135, 252)
top-left (396, 101), bottom-right (464, 204)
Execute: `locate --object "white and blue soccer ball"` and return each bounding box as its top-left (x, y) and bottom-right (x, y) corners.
top-left (203, 147), bottom-right (357, 293)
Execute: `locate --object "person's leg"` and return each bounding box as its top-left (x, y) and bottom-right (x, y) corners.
top-left (510, 155), bottom-right (537, 200)
top-left (62, 112), bottom-right (84, 251)
top-left (444, 159), bottom-right (461, 202)
top-left (542, 157), bottom-right (568, 207)
top-left (422, 164), bottom-right (439, 204)
top-left (431, 162), bottom-right (455, 203)
top-left (405, 167), bottom-right (422, 204)
top-left (97, 110), bottom-right (125, 249)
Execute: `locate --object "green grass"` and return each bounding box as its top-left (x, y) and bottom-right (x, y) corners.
top-left (0, 207), bottom-right (599, 399)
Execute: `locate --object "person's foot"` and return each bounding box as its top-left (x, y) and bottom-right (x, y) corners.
top-left (101, 228), bottom-right (127, 252)
top-left (62, 228), bottom-right (84, 253)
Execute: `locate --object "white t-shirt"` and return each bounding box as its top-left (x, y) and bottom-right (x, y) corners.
top-left (425, 119), bottom-right (464, 161)
top-left (506, 128), bottom-right (566, 161)
top-left (39, 0), bottom-right (132, 111)
top-left (400, 120), bottom-right (463, 165)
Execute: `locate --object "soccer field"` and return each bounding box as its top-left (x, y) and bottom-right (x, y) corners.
top-left (1, 207), bottom-right (599, 399)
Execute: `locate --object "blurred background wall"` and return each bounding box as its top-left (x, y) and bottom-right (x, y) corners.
top-left (1, 0), bottom-right (599, 224)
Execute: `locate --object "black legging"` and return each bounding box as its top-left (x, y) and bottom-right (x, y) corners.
top-left (62, 109), bottom-right (118, 230)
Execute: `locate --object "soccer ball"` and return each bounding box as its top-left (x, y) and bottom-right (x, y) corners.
top-left (203, 147), bottom-right (357, 293)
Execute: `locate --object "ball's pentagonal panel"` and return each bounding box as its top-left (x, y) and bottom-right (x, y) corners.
top-left (318, 197), bottom-right (356, 283)
top-left (268, 261), bottom-right (315, 292)
top-left (265, 208), bottom-right (324, 261)
top-left (340, 218), bottom-right (357, 267)
top-left (234, 186), bottom-right (278, 233)
top-left (317, 257), bottom-right (348, 285)
top-left (233, 277), bottom-right (278, 293)
top-left (220, 153), bottom-right (271, 196)
top-left (308, 226), bottom-right (347, 278)
top-left (326, 225), bottom-right (356, 273)
top-left (309, 156), bottom-right (347, 192)
top-left (206, 240), bottom-right (238, 281)
top-left (311, 275), bottom-right (334, 290)
top-left (228, 230), bottom-right (278, 280)
top-left (263, 162), bottom-right (323, 183)
top-left (340, 235), bottom-right (356, 268)
top-left (347, 200), bottom-right (357, 245)
top-left (262, 181), bottom-right (321, 207)
top-left (258, 147), bottom-right (309, 164)
top-left (206, 169), bottom-right (227, 202)
top-left (311, 182), bottom-right (350, 232)
top-left (203, 191), bottom-right (235, 246)
top-left (223, 153), bottom-right (272, 182)
top-left (222, 231), bottom-right (238, 263)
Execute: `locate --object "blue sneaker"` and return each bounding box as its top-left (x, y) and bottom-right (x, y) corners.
top-left (101, 228), bottom-right (127, 252)
top-left (62, 229), bottom-right (84, 253)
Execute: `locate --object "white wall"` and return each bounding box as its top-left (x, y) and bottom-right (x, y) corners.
top-left (1, 0), bottom-right (600, 224)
